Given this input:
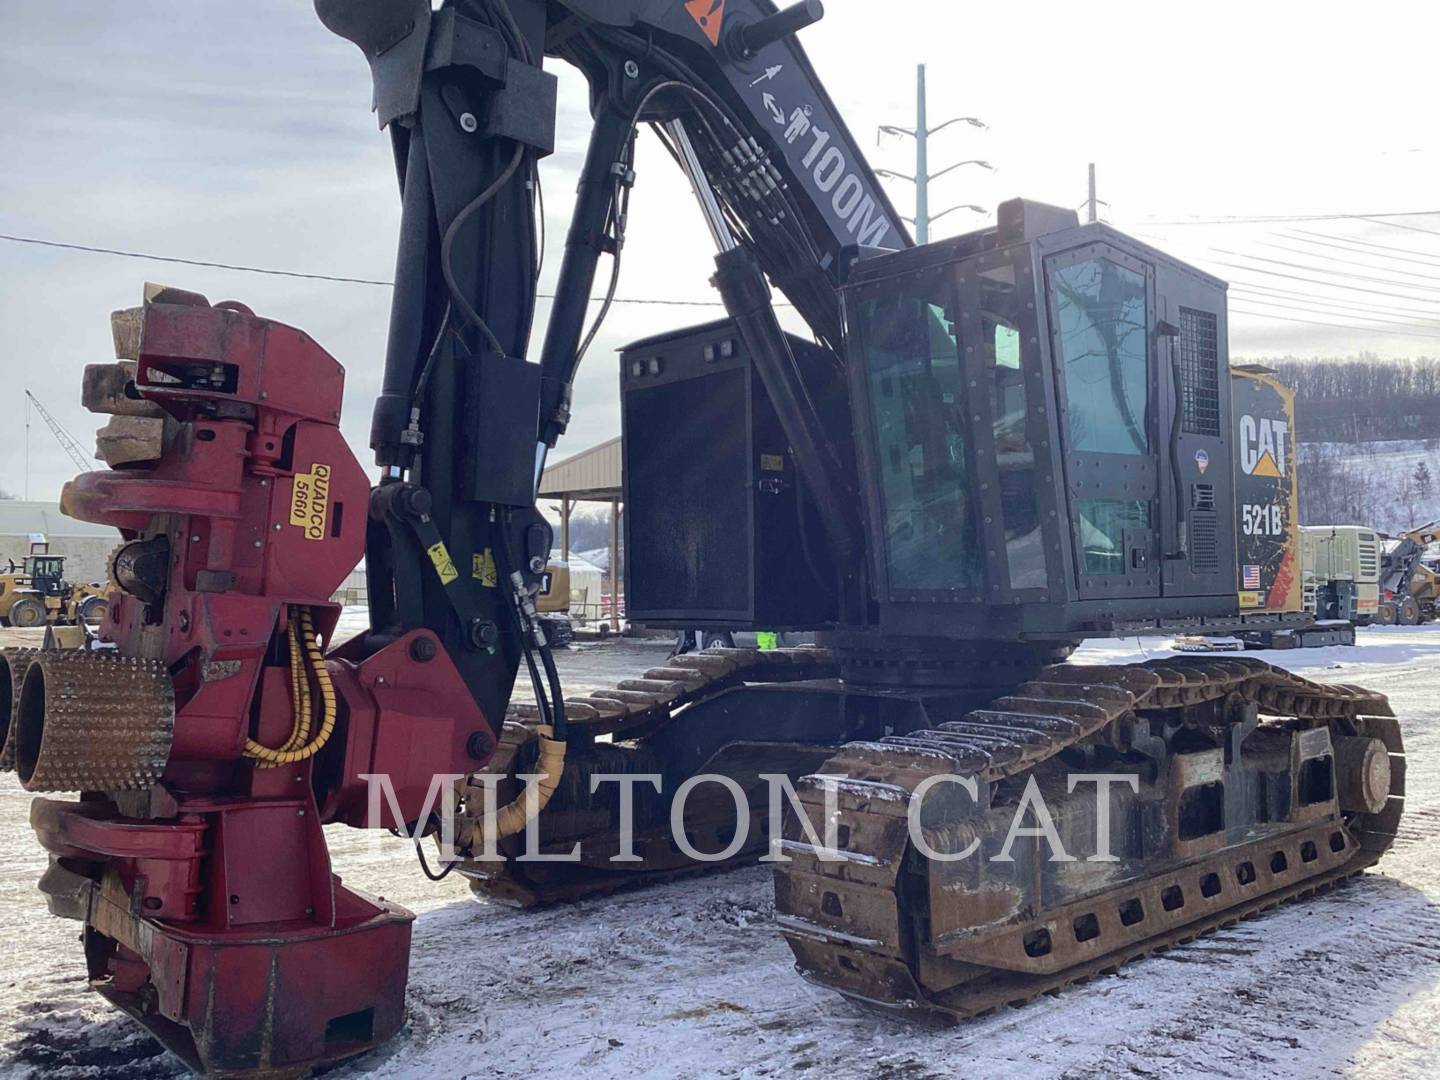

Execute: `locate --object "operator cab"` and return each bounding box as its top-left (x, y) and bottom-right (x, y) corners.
top-left (844, 198), bottom-right (1239, 641)
top-left (27, 555), bottom-right (66, 594)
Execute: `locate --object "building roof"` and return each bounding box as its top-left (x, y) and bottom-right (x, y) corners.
top-left (539, 436), bottom-right (621, 501)
top-left (0, 500), bottom-right (119, 539)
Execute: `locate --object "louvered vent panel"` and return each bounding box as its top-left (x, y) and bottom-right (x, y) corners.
top-left (1190, 484), bottom-right (1219, 573)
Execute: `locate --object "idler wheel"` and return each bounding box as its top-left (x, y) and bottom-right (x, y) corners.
top-left (1335, 735), bottom-right (1392, 815)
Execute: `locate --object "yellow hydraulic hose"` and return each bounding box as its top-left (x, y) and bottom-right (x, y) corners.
top-left (464, 725), bottom-right (566, 846)
top-left (281, 612), bottom-right (311, 752)
top-left (244, 607), bottom-right (335, 767)
top-left (253, 611), bottom-right (310, 768)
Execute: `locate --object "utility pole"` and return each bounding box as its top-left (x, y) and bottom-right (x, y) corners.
top-left (877, 65), bottom-right (991, 243)
top-left (1087, 162), bottom-right (1098, 223)
top-left (915, 65), bottom-right (930, 243)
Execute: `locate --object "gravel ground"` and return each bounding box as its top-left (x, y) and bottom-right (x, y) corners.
top-left (0, 627), bottom-right (1436, 1078)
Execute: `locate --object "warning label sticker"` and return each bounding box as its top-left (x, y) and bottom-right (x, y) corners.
top-left (427, 541), bottom-right (459, 585)
top-left (684, 0), bottom-right (726, 46)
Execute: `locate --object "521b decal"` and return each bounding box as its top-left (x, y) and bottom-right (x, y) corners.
top-left (1241, 502), bottom-right (1284, 537)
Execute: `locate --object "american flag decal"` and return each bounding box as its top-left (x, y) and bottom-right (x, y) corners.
top-left (1242, 564), bottom-right (1262, 590)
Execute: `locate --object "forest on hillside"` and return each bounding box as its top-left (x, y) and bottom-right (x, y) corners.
top-left (1298, 440), bottom-right (1439, 531)
top-left (1264, 355), bottom-right (1440, 442)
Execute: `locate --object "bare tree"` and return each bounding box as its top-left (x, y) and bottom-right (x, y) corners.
top-left (1397, 469), bottom-right (1422, 531)
top-left (1265, 355), bottom-right (1440, 442)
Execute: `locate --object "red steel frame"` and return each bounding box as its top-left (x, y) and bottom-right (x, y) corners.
top-left (33, 294), bottom-right (495, 1075)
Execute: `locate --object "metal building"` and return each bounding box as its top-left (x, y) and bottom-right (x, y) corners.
top-left (539, 437), bottom-right (623, 629)
top-left (0, 501), bottom-right (119, 583)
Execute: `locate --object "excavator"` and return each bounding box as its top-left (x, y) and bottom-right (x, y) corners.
top-left (0, 2), bottom-right (1405, 1075)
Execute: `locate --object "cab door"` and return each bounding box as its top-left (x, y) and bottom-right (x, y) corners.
top-left (1044, 245), bottom-right (1159, 599)
top-left (1155, 267), bottom-right (1234, 599)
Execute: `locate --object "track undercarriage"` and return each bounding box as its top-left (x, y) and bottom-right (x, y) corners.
top-left (455, 646), bottom-right (850, 905)
top-left (457, 649), bottom-right (1403, 1017)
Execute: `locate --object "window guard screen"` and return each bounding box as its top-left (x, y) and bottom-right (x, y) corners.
top-left (1177, 307), bottom-right (1221, 436)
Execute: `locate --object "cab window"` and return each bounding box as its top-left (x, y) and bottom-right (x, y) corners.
top-left (1052, 257), bottom-right (1149, 455)
top-left (977, 263), bottom-right (1045, 590)
top-left (853, 272), bottom-right (981, 593)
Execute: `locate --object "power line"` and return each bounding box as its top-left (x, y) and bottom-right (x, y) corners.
top-left (1110, 222), bottom-right (1440, 337)
top-left (0, 232), bottom-right (731, 308)
top-left (1292, 227), bottom-right (1440, 260)
top-left (1207, 257), bottom-right (1440, 308)
top-left (1213, 246), bottom-right (1440, 289)
top-left (1230, 284), bottom-right (1426, 319)
top-left (1250, 240), bottom-right (1440, 284)
top-left (1126, 228), bottom-right (1440, 308)
top-left (1138, 208), bottom-right (1440, 226)
top-left (1230, 282), bottom-right (1440, 322)
top-left (1362, 216), bottom-right (1440, 238)
top-left (1, 232), bottom-right (394, 286)
top-left (1132, 224), bottom-right (1440, 312)
top-left (1230, 307), bottom-right (1440, 341)
top-left (1279, 230), bottom-right (1440, 268)
top-left (1228, 291), bottom-right (1440, 332)
top-left (12, 228), bottom-right (1439, 350)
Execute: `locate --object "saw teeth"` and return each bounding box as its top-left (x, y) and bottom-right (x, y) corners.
top-left (15, 652), bottom-right (175, 793)
top-left (0, 648), bottom-right (38, 771)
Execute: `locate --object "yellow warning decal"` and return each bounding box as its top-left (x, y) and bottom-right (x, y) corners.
top-left (760, 453), bottom-right (786, 472)
top-left (1239, 590), bottom-right (1262, 608)
top-left (427, 541), bottom-right (459, 585)
top-left (473, 549), bottom-right (498, 588)
top-left (289, 464), bottom-right (332, 541)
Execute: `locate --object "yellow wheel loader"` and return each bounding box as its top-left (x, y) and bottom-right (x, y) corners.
top-left (0, 553), bottom-right (108, 628)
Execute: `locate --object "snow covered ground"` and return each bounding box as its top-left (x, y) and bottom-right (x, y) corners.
top-left (1, 628), bottom-right (1438, 1078)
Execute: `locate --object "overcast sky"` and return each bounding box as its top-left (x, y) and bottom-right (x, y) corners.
top-left (3, 0), bottom-right (1439, 502)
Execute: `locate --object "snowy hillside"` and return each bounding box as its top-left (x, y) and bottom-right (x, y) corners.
top-left (1300, 438), bottom-right (1440, 533)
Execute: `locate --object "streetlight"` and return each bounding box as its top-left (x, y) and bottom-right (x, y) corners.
top-left (929, 159), bottom-right (993, 181)
top-left (924, 204), bottom-right (988, 226)
top-left (878, 118), bottom-right (988, 142)
top-left (875, 65), bottom-right (991, 242)
top-left (876, 161), bottom-right (993, 184)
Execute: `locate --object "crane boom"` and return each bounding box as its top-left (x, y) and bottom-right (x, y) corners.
top-left (25, 390), bottom-right (91, 472)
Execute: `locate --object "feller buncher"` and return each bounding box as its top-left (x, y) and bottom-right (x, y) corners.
top-left (0, 548), bottom-right (109, 628)
top-left (0, 2), bottom-right (1404, 1075)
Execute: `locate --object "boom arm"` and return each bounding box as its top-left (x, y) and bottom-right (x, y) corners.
top-left (318, 0), bottom-right (908, 726)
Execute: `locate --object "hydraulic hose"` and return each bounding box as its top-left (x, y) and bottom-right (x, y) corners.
top-left (245, 608), bottom-right (336, 767)
top-left (282, 612), bottom-right (312, 752)
top-left (464, 724), bottom-right (566, 845)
